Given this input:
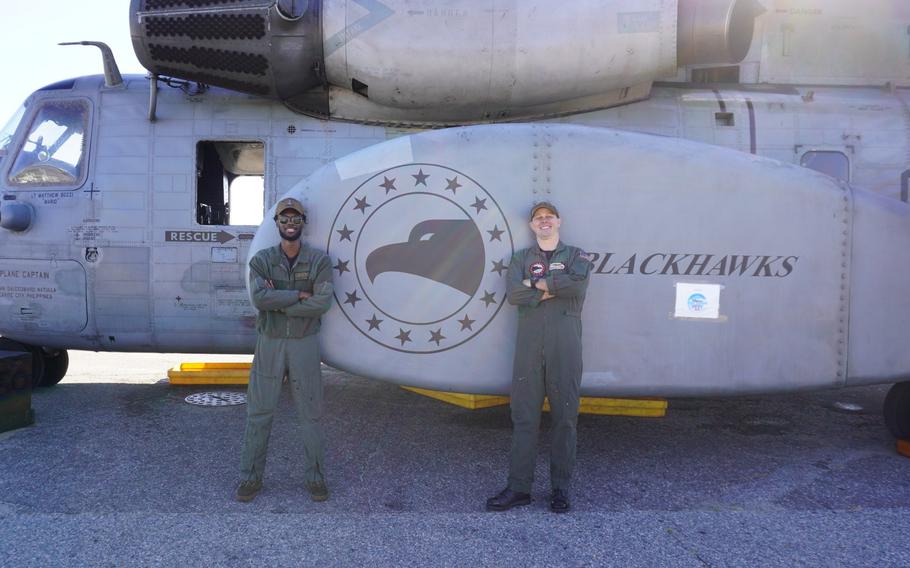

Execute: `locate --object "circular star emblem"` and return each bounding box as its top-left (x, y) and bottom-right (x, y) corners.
top-left (328, 164), bottom-right (514, 354)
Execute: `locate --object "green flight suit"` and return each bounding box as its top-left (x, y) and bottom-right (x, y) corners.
top-left (506, 241), bottom-right (592, 493)
top-left (240, 243), bottom-right (334, 484)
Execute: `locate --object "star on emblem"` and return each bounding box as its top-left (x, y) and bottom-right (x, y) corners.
top-left (480, 291), bottom-right (497, 308)
top-left (487, 225), bottom-right (504, 242)
top-left (445, 177), bottom-right (462, 194)
top-left (458, 314), bottom-right (476, 331)
top-left (344, 290), bottom-right (362, 307)
top-left (334, 259), bottom-right (350, 275)
top-left (412, 169), bottom-right (430, 187)
top-left (379, 177), bottom-right (397, 195)
top-left (395, 328), bottom-right (413, 346)
top-left (336, 225), bottom-right (354, 242)
top-left (429, 328), bottom-right (446, 346)
top-left (354, 196), bottom-right (371, 214)
top-left (491, 259), bottom-right (508, 276)
top-left (470, 197), bottom-right (488, 214)
top-left (366, 314), bottom-right (383, 331)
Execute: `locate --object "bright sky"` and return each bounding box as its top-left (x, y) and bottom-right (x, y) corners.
top-left (0, 1), bottom-right (145, 123)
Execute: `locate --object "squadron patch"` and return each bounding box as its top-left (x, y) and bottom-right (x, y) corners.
top-left (530, 262), bottom-right (546, 278)
top-left (327, 164), bottom-right (514, 354)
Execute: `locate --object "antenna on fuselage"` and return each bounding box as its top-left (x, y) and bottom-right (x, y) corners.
top-left (58, 41), bottom-right (123, 88)
top-left (148, 74), bottom-right (159, 123)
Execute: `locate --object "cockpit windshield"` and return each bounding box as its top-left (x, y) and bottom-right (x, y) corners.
top-left (0, 104), bottom-right (26, 160)
top-left (7, 99), bottom-right (89, 187)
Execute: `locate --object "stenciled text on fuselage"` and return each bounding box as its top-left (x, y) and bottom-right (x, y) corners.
top-left (586, 252), bottom-right (799, 278)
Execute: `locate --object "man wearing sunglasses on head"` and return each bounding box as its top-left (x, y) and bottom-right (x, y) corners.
top-left (237, 197), bottom-right (335, 503)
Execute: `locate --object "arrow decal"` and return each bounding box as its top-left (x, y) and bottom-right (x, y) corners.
top-left (165, 230), bottom-right (236, 244)
top-left (324, 0), bottom-right (394, 57)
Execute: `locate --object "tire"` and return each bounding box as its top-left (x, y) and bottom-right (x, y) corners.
top-left (883, 381), bottom-right (910, 439)
top-left (27, 347), bottom-right (46, 390)
top-left (40, 350), bottom-right (69, 387)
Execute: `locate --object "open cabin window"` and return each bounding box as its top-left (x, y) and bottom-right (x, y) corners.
top-left (800, 151), bottom-right (850, 183)
top-left (7, 99), bottom-right (89, 187)
top-left (196, 140), bottom-right (265, 226)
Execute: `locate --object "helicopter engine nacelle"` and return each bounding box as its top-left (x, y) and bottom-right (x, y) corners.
top-left (130, 0), bottom-right (762, 122)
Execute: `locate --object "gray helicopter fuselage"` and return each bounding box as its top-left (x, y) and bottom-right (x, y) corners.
top-left (1, 73), bottom-right (908, 395)
top-left (2, 0), bottom-right (910, 396)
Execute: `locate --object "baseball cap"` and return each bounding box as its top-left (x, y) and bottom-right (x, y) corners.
top-left (275, 197), bottom-right (306, 216)
top-left (529, 201), bottom-right (559, 221)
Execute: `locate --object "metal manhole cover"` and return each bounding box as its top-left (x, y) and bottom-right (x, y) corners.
top-left (185, 391), bottom-right (246, 407)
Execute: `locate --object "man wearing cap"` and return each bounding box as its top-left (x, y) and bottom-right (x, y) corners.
top-left (486, 201), bottom-right (592, 513)
top-left (236, 197), bottom-right (335, 503)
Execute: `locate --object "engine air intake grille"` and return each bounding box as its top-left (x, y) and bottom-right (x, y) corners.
top-left (146, 14), bottom-right (266, 40)
top-left (131, 0), bottom-right (327, 116)
top-left (142, 0), bottom-right (255, 10)
top-left (149, 44), bottom-right (269, 75)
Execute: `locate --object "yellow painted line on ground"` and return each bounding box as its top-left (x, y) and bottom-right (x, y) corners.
top-left (898, 439), bottom-right (910, 458)
top-left (401, 387), bottom-right (510, 409)
top-left (403, 386), bottom-right (666, 417)
top-left (176, 362), bottom-right (252, 371)
top-left (167, 363), bottom-right (251, 385)
top-left (169, 369), bottom-right (251, 378)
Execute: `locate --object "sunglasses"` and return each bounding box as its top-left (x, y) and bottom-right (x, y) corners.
top-left (277, 214), bottom-right (305, 225)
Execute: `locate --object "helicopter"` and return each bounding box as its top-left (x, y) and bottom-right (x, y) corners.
top-left (1, 0), bottom-right (908, 439)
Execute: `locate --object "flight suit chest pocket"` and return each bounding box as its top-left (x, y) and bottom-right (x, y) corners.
top-left (548, 259), bottom-right (567, 274)
top-left (292, 263), bottom-right (313, 293)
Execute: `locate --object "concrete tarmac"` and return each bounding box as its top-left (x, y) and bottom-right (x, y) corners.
top-left (1, 351), bottom-right (909, 567)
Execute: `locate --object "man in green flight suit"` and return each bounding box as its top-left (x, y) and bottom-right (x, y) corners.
top-left (486, 201), bottom-right (592, 513)
top-left (236, 197), bottom-right (334, 503)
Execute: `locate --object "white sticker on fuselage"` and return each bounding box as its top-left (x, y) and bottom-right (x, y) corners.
top-left (674, 282), bottom-right (722, 319)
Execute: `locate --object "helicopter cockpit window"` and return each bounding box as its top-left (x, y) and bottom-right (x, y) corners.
top-left (7, 99), bottom-right (89, 187)
top-left (0, 104), bottom-right (26, 165)
top-left (196, 141), bottom-right (265, 226)
top-left (800, 151), bottom-right (850, 183)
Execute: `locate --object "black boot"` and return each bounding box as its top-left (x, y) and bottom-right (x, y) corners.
top-left (486, 488), bottom-right (531, 511)
top-left (550, 488), bottom-right (570, 513)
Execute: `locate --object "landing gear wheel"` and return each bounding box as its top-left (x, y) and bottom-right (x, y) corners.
top-left (39, 349), bottom-right (68, 387)
top-left (883, 381), bottom-right (910, 439)
top-left (26, 347), bottom-right (46, 390)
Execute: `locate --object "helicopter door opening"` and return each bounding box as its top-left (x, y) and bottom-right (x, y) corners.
top-left (195, 140), bottom-right (265, 226)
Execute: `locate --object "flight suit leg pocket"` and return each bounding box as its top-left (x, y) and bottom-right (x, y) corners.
top-left (288, 337), bottom-right (323, 422)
